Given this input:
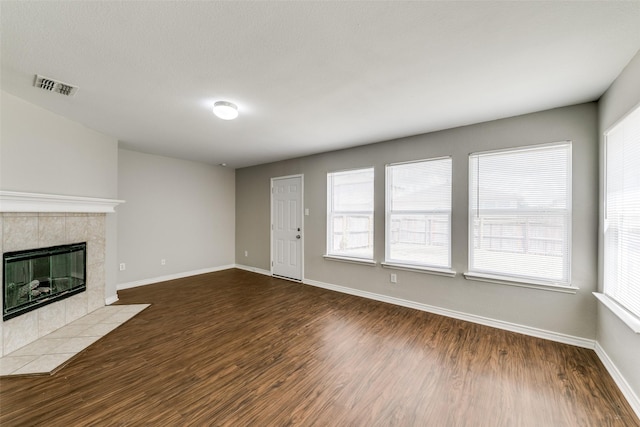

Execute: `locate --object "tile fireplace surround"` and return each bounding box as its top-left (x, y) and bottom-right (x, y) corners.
top-left (0, 191), bottom-right (124, 358)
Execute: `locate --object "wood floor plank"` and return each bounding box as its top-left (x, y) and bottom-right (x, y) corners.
top-left (1, 269), bottom-right (638, 426)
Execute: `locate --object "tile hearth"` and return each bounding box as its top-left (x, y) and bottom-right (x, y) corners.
top-left (0, 304), bottom-right (149, 376)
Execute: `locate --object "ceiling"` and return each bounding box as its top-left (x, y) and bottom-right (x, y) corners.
top-left (2, 1), bottom-right (640, 169)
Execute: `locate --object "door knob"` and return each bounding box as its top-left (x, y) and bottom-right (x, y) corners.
top-left (296, 235), bottom-right (301, 239)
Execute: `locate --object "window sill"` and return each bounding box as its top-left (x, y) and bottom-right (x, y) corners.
top-left (593, 292), bottom-right (640, 334)
top-left (381, 262), bottom-right (456, 277)
top-left (323, 255), bottom-right (377, 266)
top-left (463, 272), bottom-right (578, 294)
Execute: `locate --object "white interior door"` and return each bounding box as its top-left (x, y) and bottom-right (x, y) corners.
top-left (271, 175), bottom-right (303, 281)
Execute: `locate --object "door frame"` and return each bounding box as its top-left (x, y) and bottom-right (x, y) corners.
top-left (270, 174), bottom-right (304, 281)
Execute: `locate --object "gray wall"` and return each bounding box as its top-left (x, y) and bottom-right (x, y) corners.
top-left (236, 103), bottom-right (599, 340)
top-left (117, 149), bottom-right (235, 284)
top-left (0, 91), bottom-right (120, 303)
top-left (597, 50), bottom-right (640, 400)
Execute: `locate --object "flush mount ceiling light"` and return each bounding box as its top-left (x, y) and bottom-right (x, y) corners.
top-left (213, 101), bottom-right (239, 120)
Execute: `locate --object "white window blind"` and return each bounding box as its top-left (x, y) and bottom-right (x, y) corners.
top-left (604, 104), bottom-right (640, 319)
top-left (469, 143), bottom-right (571, 285)
top-left (386, 157), bottom-right (452, 269)
top-left (327, 168), bottom-right (374, 260)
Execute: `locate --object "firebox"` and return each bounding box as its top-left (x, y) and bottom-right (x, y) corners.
top-left (3, 242), bottom-right (86, 321)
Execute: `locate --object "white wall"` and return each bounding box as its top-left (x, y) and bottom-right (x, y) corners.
top-left (236, 103), bottom-right (599, 342)
top-left (597, 49), bottom-right (640, 411)
top-left (117, 149), bottom-right (235, 286)
top-left (0, 91), bottom-right (120, 304)
top-left (0, 92), bottom-right (118, 198)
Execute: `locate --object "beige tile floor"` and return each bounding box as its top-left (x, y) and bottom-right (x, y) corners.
top-left (0, 304), bottom-right (150, 376)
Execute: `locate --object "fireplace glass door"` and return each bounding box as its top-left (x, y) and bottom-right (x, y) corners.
top-left (3, 243), bottom-right (86, 321)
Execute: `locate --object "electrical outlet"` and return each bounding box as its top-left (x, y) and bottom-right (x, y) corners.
top-left (244, 250), bottom-right (248, 257)
top-left (119, 263), bottom-right (126, 271)
top-left (390, 273), bottom-right (397, 284)
top-left (161, 259), bottom-right (166, 265)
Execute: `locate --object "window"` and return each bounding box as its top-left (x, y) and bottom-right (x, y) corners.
top-left (604, 104), bottom-right (640, 320)
top-left (386, 157), bottom-right (452, 270)
top-left (468, 142), bottom-right (571, 286)
top-left (326, 168), bottom-right (374, 260)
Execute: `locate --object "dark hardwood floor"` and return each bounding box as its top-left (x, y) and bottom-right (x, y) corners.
top-left (1, 269), bottom-right (638, 426)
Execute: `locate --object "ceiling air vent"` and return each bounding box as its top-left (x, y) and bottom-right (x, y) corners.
top-left (33, 74), bottom-right (78, 97)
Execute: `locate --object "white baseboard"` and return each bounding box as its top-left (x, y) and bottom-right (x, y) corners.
top-left (234, 264), bottom-right (272, 277)
top-left (303, 278), bottom-right (595, 349)
top-left (595, 341), bottom-right (640, 419)
top-left (105, 295), bottom-right (119, 305)
top-left (117, 265), bottom-right (236, 290)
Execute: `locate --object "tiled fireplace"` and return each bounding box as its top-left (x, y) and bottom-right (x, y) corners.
top-left (0, 191), bottom-right (123, 356)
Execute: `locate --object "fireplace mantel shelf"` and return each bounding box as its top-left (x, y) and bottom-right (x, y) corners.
top-left (0, 191), bottom-right (125, 213)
